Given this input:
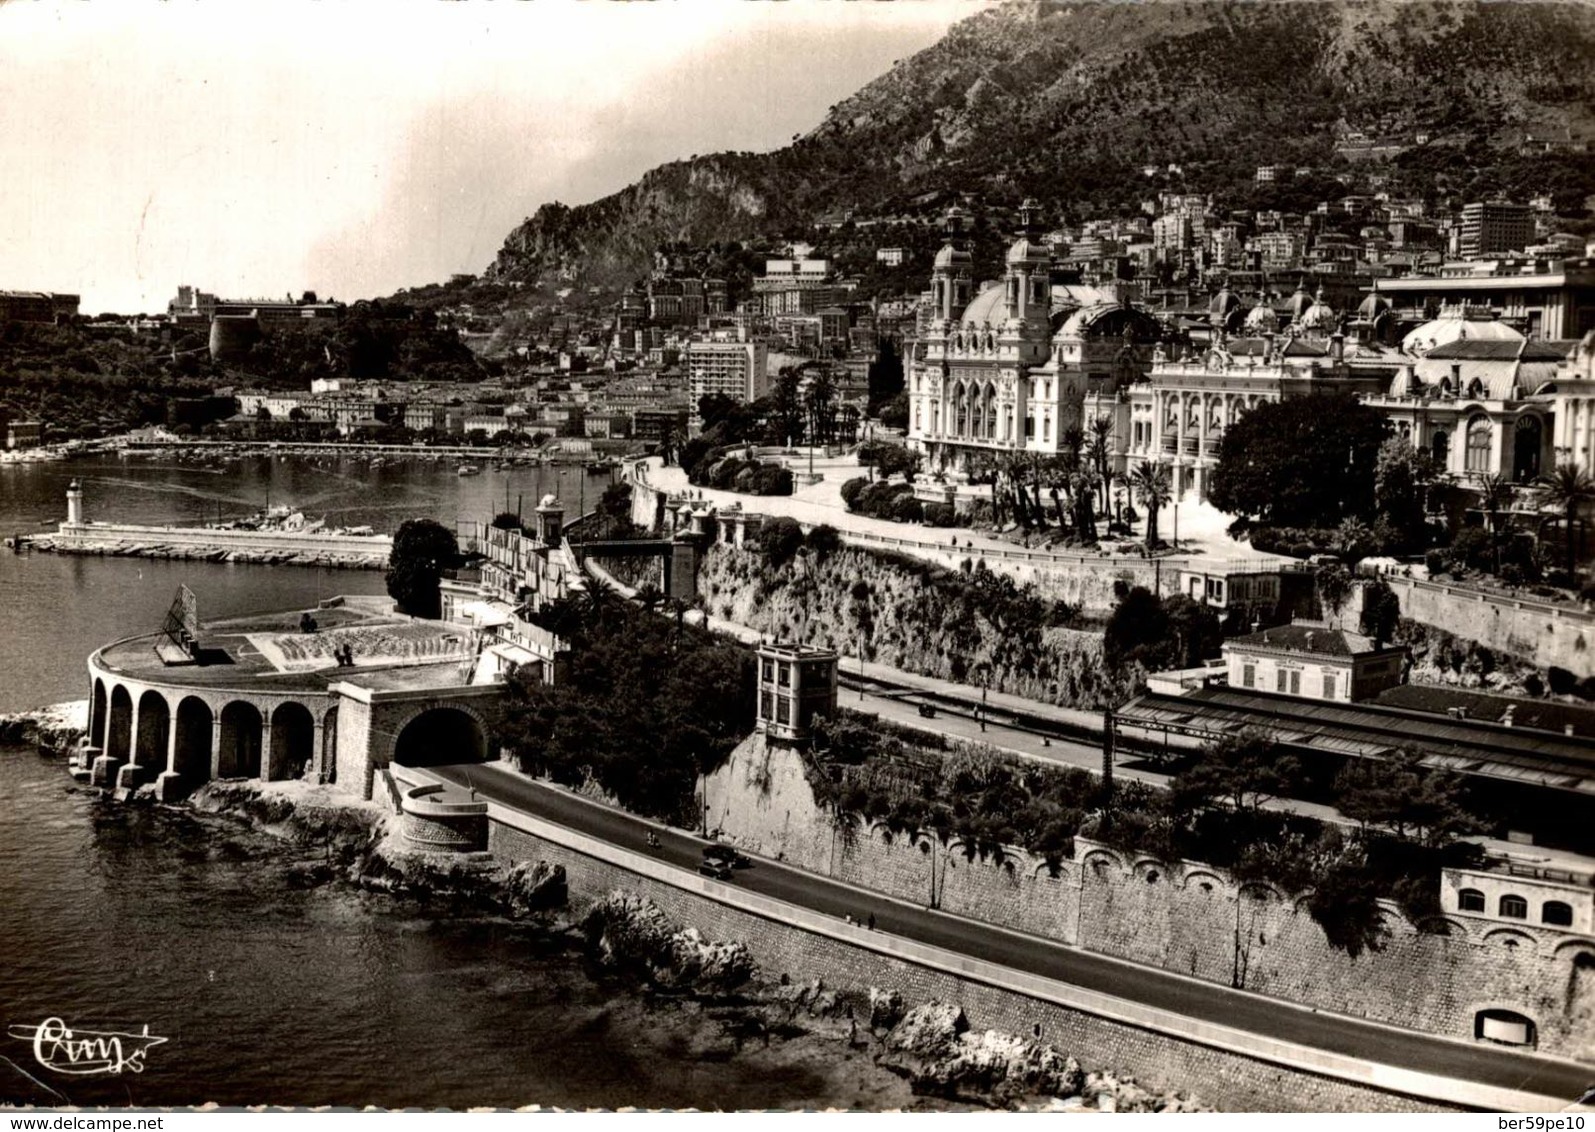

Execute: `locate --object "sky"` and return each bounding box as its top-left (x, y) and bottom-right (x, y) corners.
top-left (0, 0), bottom-right (975, 316)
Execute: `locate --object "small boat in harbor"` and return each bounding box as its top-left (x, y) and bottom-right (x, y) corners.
top-left (457, 464), bottom-right (481, 476)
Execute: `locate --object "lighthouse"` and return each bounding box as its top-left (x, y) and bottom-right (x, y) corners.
top-left (66, 479), bottom-right (83, 527)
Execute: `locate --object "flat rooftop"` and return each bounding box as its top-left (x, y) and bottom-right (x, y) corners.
top-left (94, 596), bottom-right (477, 693)
top-left (1117, 686), bottom-right (1595, 796)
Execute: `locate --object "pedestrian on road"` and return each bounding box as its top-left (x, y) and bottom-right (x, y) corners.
top-left (867, 912), bottom-right (876, 930)
top-left (845, 913), bottom-right (854, 925)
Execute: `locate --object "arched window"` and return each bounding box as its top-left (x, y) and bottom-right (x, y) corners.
top-left (1542, 901), bottom-right (1574, 927)
top-left (1514, 415), bottom-right (1543, 483)
top-left (1432, 428), bottom-right (1449, 465)
top-left (1458, 888), bottom-right (1486, 912)
top-left (1466, 416), bottom-right (1493, 474)
top-left (1499, 894), bottom-right (1528, 920)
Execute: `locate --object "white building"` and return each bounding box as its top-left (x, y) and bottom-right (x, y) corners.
top-left (686, 340), bottom-right (770, 413)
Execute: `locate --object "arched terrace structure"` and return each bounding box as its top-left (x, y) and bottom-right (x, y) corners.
top-left (269, 703), bottom-right (315, 782)
top-left (107, 685), bottom-right (133, 762)
top-left (217, 701), bottom-right (264, 780)
top-left (392, 707), bottom-right (489, 769)
top-left (89, 679), bottom-right (107, 749)
top-left (172, 697), bottom-right (213, 786)
top-left (133, 691), bottom-right (169, 781)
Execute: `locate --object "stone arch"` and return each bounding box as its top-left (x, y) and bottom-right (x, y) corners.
top-left (1482, 927), bottom-right (1535, 951)
top-left (269, 702), bottom-right (315, 782)
top-left (1079, 847), bottom-right (1124, 877)
top-left (173, 697), bottom-right (213, 784)
top-left (90, 678), bottom-right (107, 748)
top-left (1474, 1007), bottom-right (1536, 1048)
top-left (320, 705), bottom-right (339, 785)
top-left (107, 684), bottom-right (133, 762)
top-left (1030, 859), bottom-right (1068, 880)
top-left (1417, 915), bottom-right (1472, 940)
top-left (1513, 414), bottom-right (1545, 483)
top-left (1238, 880), bottom-right (1283, 903)
top-left (1131, 858), bottom-right (1168, 885)
top-left (133, 690), bottom-right (170, 775)
top-left (217, 700), bottom-right (264, 779)
top-left (1552, 938), bottom-right (1595, 963)
top-left (1182, 869), bottom-right (1226, 893)
top-left (392, 706), bottom-right (489, 769)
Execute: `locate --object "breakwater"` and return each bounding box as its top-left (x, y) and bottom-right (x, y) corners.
top-left (23, 522), bottom-right (392, 569)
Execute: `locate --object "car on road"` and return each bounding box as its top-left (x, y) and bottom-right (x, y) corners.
top-left (703, 844), bottom-right (751, 869)
top-left (697, 861), bottom-right (733, 881)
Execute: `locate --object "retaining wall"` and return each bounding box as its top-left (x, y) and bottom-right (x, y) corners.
top-left (484, 813), bottom-right (1457, 1112)
top-left (1387, 576), bottom-right (1595, 678)
top-left (705, 735), bottom-right (1595, 1063)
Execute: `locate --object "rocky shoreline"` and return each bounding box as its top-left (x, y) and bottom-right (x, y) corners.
top-left (187, 778), bottom-right (1209, 1112)
top-left (0, 699), bottom-right (88, 750)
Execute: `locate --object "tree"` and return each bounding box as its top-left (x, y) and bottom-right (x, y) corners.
top-left (1103, 585), bottom-right (1170, 671)
top-left (1374, 436), bottom-right (1441, 552)
top-left (1475, 472), bottom-right (1513, 573)
top-left (385, 519), bottom-right (460, 619)
top-left (1087, 414), bottom-right (1114, 514)
top-left (1161, 593), bottom-right (1222, 669)
top-left (1315, 562), bottom-right (1354, 623)
top-left (1538, 462), bottom-right (1595, 576)
top-left (758, 516), bottom-right (805, 569)
top-left (866, 337), bottom-right (904, 414)
top-left (1128, 461), bottom-right (1172, 551)
top-left (499, 598), bottom-right (755, 819)
top-left (1209, 394), bottom-right (1387, 528)
top-left (1170, 726), bottom-right (1301, 814)
top-left (877, 392), bottom-right (909, 432)
top-left (1334, 748), bottom-right (1480, 849)
top-left (1360, 579), bottom-right (1401, 646)
top-left (805, 523), bottom-right (841, 560)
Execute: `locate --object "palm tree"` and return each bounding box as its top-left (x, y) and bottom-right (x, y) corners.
top-left (1088, 414), bottom-right (1115, 513)
top-left (581, 575), bottom-right (619, 627)
top-left (1538, 462), bottom-right (1595, 577)
top-left (660, 426), bottom-right (686, 466)
top-left (1476, 473), bottom-right (1513, 574)
top-left (1129, 461), bottom-right (1173, 552)
top-left (634, 583), bottom-right (665, 614)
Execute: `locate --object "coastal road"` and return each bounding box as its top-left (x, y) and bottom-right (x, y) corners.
top-left (432, 760), bottom-right (1593, 1106)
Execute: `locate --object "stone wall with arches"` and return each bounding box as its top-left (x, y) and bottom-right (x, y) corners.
top-left (85, 647), bottom-right (340, 801)
top-left (704, 732), bottom-right (1595, 1060)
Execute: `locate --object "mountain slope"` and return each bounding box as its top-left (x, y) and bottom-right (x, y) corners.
top-left (485, 0), bottom-right (1595, 292)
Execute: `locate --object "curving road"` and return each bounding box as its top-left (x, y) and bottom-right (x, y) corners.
top-left (432, 760), bottom-right (1591, 1106)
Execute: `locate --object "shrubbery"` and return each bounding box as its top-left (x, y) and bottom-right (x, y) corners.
top-left (840, 476), bottom-right (923, 523)
top-left (503, 593), bottom-right (755, 821)
top-left (692, 453), bottom-right (793, 496)
top-left (802, 715), bottom-right (1486, 956)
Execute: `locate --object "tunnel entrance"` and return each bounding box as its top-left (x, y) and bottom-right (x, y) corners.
top-left (392, 708), bottom-right (488, 769)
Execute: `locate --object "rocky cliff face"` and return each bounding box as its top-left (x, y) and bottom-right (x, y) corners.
top-left (697, 543), bottom-right (1134, 709)
top-left (485, 0), bottom-right (1595, 291)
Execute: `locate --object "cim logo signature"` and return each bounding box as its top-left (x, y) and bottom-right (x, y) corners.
top-left (6, 1018), bottom-right (168, 1076)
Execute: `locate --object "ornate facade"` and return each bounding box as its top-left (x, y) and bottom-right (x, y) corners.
top-left (907, 205), bottom-right (1161, 472)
